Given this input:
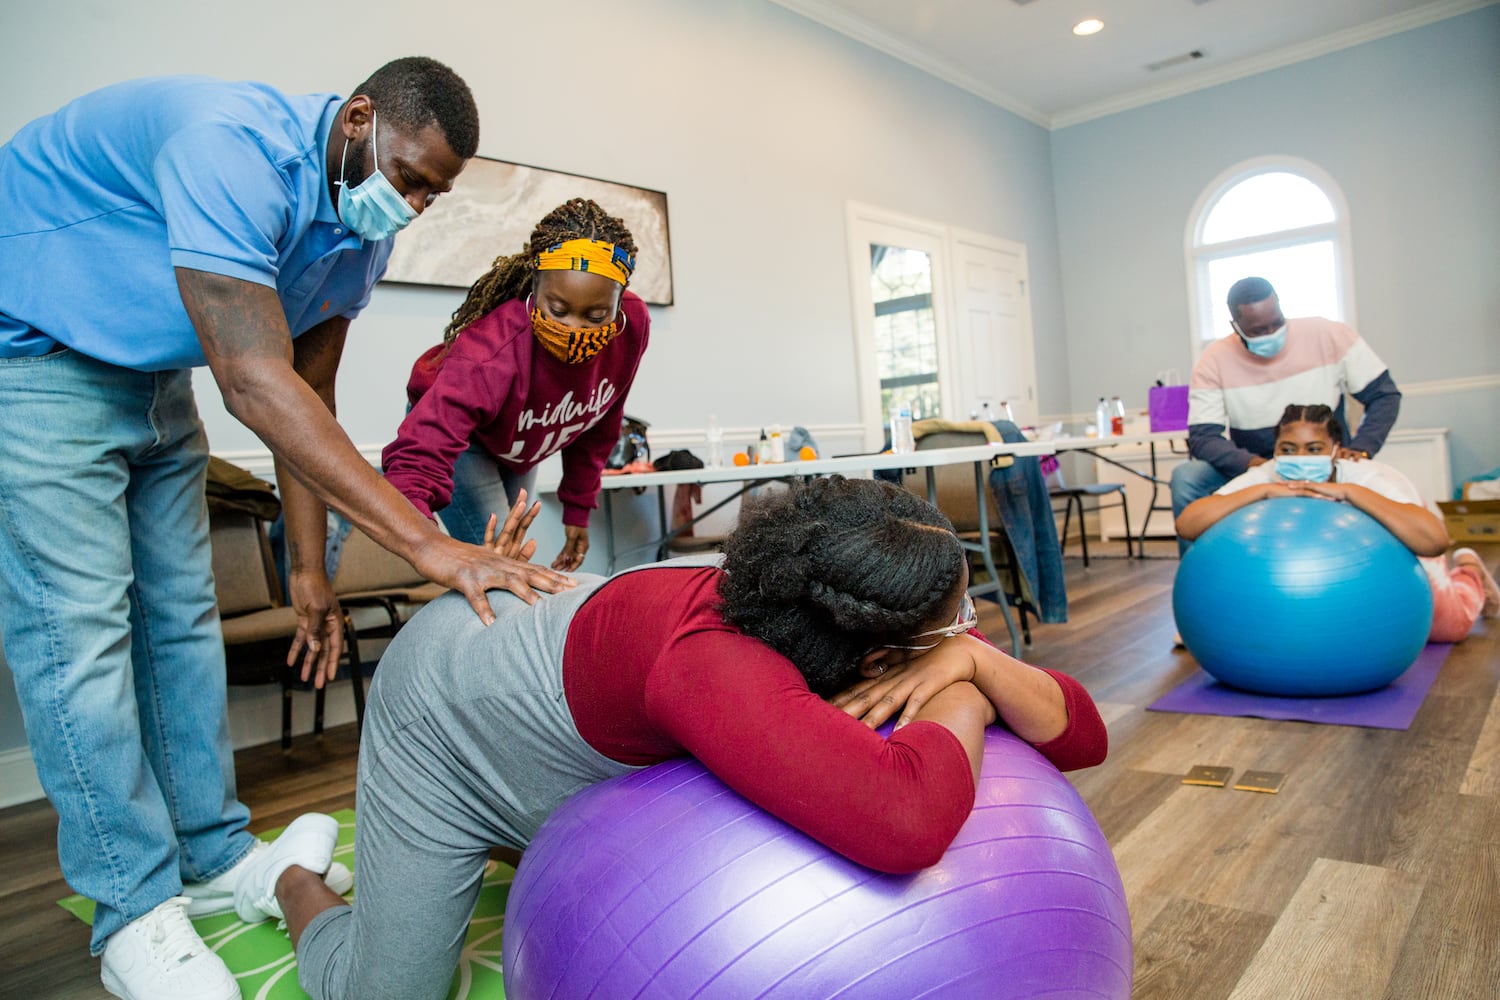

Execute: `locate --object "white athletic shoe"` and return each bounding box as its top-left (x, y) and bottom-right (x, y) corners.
top-left (100, 896), bottom-right (238, 1000)
top-left (183, 840), bottom-right (353, 918)
top-left (232, 813), bottom-right (340, 924)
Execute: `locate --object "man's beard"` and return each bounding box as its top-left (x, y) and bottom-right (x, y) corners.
top-left (342, 133), bottom-right (373, 189)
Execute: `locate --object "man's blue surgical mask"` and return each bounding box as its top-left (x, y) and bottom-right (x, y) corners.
top-left (1275, 455), bottom-right (1334, 482)
top-left (336, 111), bottom-right (417, 242)
top-left (1237, 321), bottom-right (1288, 358)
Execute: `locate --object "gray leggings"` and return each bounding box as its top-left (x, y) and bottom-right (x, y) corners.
top-left (296, 579), bottom-right (639, 1000)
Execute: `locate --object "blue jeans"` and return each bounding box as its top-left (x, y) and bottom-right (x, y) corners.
top-left (0, 349), bottom-right (253, 953)
top-left (1169, 459), bottom-right (1230, 555)
top-left (989, 421), bottom-right (1068, 624)
top-left (438, 443), bottom-right (538, 546)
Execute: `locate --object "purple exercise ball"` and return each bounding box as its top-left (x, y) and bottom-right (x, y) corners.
top-left (501, 727), bottom-right (1131, 999)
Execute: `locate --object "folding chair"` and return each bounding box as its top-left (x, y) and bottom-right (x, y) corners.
top-left (1048, 465), bottom-right (1134, 564)
top-left (210, 509), bottom-right (361, 749)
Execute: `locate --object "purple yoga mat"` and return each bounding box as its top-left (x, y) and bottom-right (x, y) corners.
top-left (1147, 642), bottom-right (1453, 730)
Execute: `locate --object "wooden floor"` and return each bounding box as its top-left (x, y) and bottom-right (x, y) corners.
top-left (2, 538), bottom-right (1497, 999)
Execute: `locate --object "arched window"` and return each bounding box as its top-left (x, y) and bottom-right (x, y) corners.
top-left (1185, 157), bottom-right (1354, 356)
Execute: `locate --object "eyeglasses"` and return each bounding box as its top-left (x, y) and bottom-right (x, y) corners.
top-left (882, 593), bottom-right (978, 652)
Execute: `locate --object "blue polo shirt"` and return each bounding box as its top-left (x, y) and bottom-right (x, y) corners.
top-left (0, 76), bottom-right (392, 371)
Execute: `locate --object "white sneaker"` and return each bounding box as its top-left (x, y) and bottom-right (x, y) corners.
top-left (232, 813), bottom-right (339, 923)
top-left (100, 896), bottom-right (238, 1000)
top-left (183, 840), bottom-right (353, 917)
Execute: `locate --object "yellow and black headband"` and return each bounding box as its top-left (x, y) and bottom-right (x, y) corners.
top-left (535, 238), bottom-right (635, 286)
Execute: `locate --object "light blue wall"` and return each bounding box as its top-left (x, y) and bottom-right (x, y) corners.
top-left (0, 658), bottom-right (21, 754)
top-left (1051, 7), bottom-right (1500, 483)
top-left (4, 2), bottom-right (1496, 766)
top-left (0, 0), bottom-right (1065, 757)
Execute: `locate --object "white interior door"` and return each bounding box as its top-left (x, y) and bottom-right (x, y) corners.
top-left (948, 229), bottom-right (1038, 426)
top-left (846, 204), bottom-right (955, 451)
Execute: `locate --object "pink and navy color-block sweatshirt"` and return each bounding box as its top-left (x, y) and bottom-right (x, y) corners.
top-left (1187, 316), bottom-right (1400, 478)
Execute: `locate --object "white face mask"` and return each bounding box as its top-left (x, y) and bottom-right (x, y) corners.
top-left (335, 110), bottom-right (417, 241)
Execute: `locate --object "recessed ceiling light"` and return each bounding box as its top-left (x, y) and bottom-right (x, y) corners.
top-left (1073, 19), bottom-right (1104, 37)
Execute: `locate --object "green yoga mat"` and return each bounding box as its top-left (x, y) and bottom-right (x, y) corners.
top-left (58, 809), bottom-right (515, 999)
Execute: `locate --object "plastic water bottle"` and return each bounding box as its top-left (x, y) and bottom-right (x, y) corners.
top-left (891, 406), bottom-right (915, 454)
top-left (1110, 396), bottom-right (1126, 436)
top-left (769, 424), bottom-right (785, 463)
top-left (1094, 397), bottom-right (1110, 438)
top-left (706, 414), bottom-right (725, 468)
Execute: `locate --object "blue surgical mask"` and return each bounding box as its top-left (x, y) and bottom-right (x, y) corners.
top-left (1238, 322), bottom-right (1288, 358)
top-left (336, 111), bottom-right (417, 241)
top-left (1275, 455), bottom-right (1334, 482)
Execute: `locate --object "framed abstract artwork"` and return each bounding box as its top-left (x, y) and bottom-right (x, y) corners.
top-left (383, 156), bottom-right (674, 306)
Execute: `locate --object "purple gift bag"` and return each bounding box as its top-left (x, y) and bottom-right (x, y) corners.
top-left (1149, 369), bottom-right (1189, 432)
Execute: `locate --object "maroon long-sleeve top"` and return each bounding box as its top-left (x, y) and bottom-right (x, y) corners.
top-left (562, 565), bottom-right (1108, 874)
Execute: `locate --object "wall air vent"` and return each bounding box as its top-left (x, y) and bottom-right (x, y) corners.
top-left (1146, 49), bottom-right (1206, 72)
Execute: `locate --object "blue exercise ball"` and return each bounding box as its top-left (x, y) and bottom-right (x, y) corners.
top-left (502, 727), bottom-right (1132, 999)
top-left (1174, 497), bottom-right (1432, 696)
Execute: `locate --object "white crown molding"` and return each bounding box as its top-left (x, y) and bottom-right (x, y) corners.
top-left (1399, 373), bottom-right (1500, 397)
top-left (1052, 0), bottom-right (1496, 129)
top-left (765, 0), bottom-right (1052, 128)
top-left (770, 0), bottom-right (1495, 131)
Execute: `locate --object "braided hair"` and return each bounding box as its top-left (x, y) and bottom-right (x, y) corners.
top-left (443, 197), bottom-right (638, 346)
top-left (717, 476), bottom-right (965, 696)
top-left (1276, 403), bottom-right (1345, 444)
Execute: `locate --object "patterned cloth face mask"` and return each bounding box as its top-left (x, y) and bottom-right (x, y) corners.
top-left (529, 303), bottom-right (626, 364)
top-left (529, 238), bottom-right (636, 364)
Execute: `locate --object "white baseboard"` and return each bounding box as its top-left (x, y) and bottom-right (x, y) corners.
top-left (0, 745), bottom-right (43, 810)
top-left (224, 683), bottom-right (364, 752)
top-left (0, 684), bottom-right (368, 810)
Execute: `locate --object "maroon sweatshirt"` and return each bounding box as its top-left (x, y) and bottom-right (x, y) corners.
top-left (383, 291), bottom-right (650, 527)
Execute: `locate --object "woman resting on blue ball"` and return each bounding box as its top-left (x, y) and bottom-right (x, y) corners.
top-left (1177, 402), bottom-right (1498, 644)
top-left (221, 475), bottom-right (1108, 1000)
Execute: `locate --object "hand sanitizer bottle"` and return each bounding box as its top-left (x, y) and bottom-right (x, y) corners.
top-left (706, 415), bottom-right (725, 467)
top-left (890, 407), bottom-right (915, 454)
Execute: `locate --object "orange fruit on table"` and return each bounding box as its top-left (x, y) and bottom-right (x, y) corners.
top-left (798, 446), bottom-right (817, 461)
top-left (732, 452), bottom-right (750, 467)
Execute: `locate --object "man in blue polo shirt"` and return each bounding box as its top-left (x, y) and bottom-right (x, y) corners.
top-left (0, 59), bottom-right (574, 1000)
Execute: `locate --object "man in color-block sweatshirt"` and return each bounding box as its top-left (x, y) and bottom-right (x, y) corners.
top-left (1169, 276), bottom-right (1402, 551)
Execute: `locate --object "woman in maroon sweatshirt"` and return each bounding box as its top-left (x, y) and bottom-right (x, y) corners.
top-left (383, 198), bottom-right (650, 570)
